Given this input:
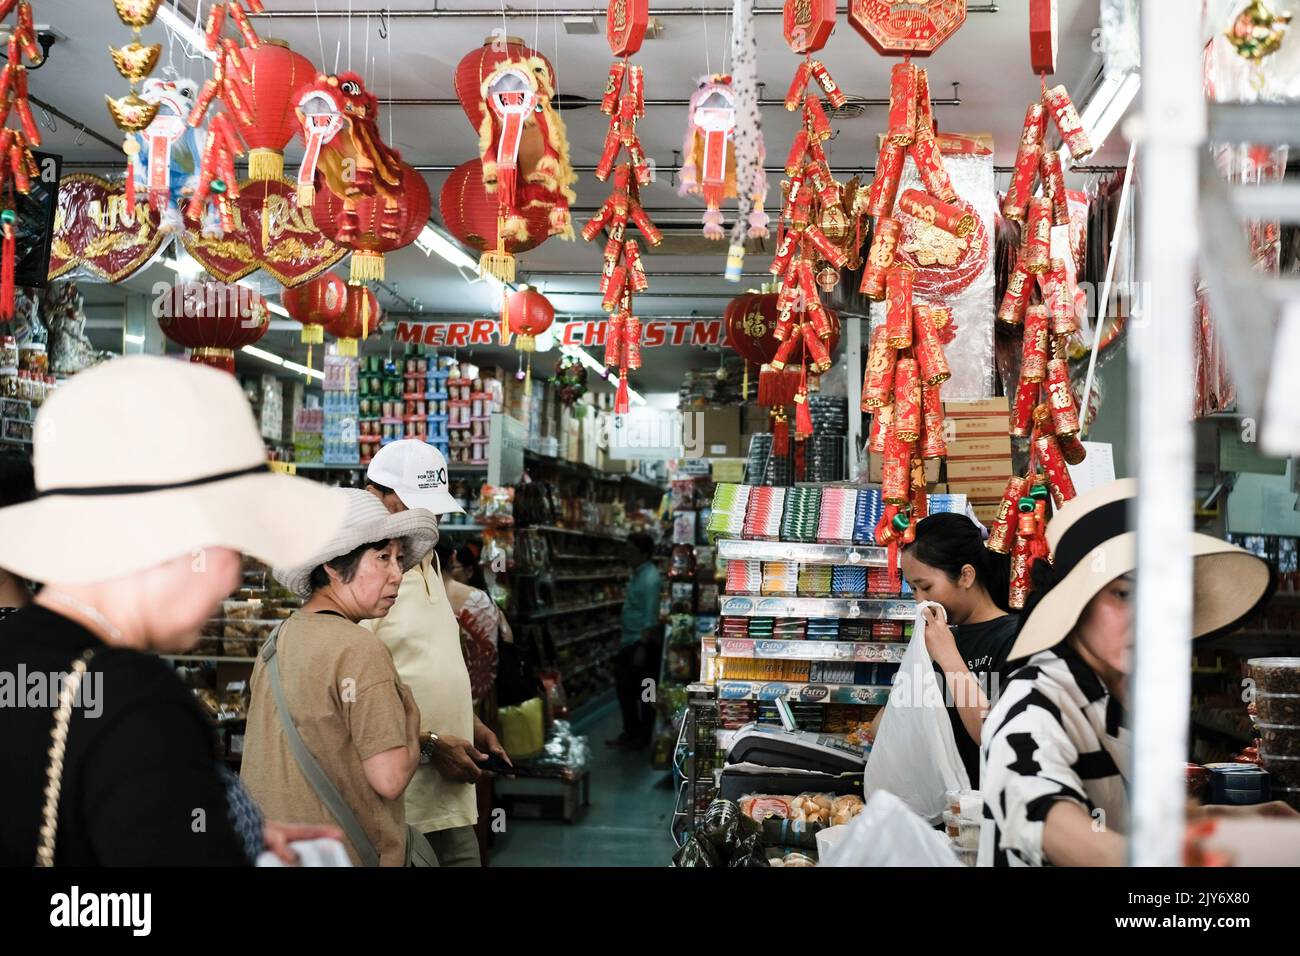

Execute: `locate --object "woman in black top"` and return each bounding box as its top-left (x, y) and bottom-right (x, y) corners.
top-left (896, 512), bottom-right (1017, 787)
top-left (0, 357), bottom-right (348, 866)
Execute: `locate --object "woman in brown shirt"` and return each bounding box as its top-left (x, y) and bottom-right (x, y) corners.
top-left (241, 489), bottom-right (439, 866)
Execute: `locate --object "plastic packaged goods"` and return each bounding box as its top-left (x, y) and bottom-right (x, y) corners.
top-left (817, 487), bottom-right (859, 543)
top-left (798, 564), bottom-right (834, 597)
top-left (761, 560), bottom-right (800, 597)
top-left (744, 486), bottom-right (787, 540)
top-left (1257, 723), bottom-right (1300, 757)
top-left (1256, 693), bottom-right (1300, 725)
top-left (726, 559), bottom-right (762, 595)
top-left (780, 486), bottom-right (822, 543)
top-left (1249, 658), bottom-right (1300, 694)
top-left (943, 809), bottom-right (982, 850)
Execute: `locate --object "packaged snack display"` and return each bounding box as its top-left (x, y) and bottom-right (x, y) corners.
top-left (1256, 693), bottom-right (1300, 725)
top-left (1248, 658), bottom-right (1300, 695)
top-left (1256, 723), bottom-right (1300, 757)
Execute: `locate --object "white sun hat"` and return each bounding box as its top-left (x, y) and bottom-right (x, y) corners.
top-left (0, 356), bottom-right (347, 585)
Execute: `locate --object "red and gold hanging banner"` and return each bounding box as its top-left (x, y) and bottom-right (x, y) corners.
top-left (607, 0), bottom-right (650, 57)
top-left (848, 0), bottom-right (968, 57)
top-left (48, 174), bottom-right (165, 283)
top-left (1029, 0), bottom-right (1059, 74)
top-left (181, 178), bottom-right (345, 286)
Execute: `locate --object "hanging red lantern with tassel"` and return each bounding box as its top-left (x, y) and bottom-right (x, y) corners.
top-left (327, 284), bottom-right (381, 357)
top-left (227, 39), bottom-right (315, 182)
top-left (505, 284), bottom-right (554, 390)
top-left (311, 162), bottom-right (431, 283)
top-left (156, 279), bottom-right (270, 374)
top-left (440, 158), bottom-right (551, 256)
top-left (281, 271), bottom-right (347, 370)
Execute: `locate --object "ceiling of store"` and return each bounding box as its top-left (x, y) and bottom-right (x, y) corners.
top-left (33, 0), bottom-right (1121, 395)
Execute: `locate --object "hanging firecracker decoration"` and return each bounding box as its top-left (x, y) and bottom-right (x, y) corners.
top-left (156, 279), bottom-right (270, 374)
top-left (583, 5), bottom-right (658, 415)
top-left (765, 2), bottom-right (854, 444)
top-left (861, 285), bottom-right (953, 587)
top-left (454, 38), bottom-right (577, 283)
top-left (105, 0), bottom-right (163, 218)
top-left (293, 71), bottom-right (404, 215)
top-left (678, 74), bottom-right (768, 240)
top-left (186, 5), bottom-right (315, 235)
top-left (281, 271), bottom-right (347, 371)
top-left (131, 78), bottom-right (211, 234)
top-left (505, 285), bottom-right (555, 389)
top-left (0, 0), bottom-right (42, 320)
top-left (327, 283), bottom-right (381, 357)
top-left (311, 162), bottom-right (431, 283)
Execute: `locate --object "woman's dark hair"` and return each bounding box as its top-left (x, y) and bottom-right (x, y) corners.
top-left (628, 531), bottom-right (655, 559)
top-left (902, 512), bottom-right (1013, 613)
top-left (0, 455), bottom-right (34, 507)
top-left (308, 539), bottom-right (394, 592)
top-left (454, 543), bottom-right (488, 589)
top-left (432, 537), bottom-right (455, 574)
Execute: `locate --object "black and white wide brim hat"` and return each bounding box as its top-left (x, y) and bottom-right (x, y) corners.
top-left (1008, 478), bottom-right (1276, 661)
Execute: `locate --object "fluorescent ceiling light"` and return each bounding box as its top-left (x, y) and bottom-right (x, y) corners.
top-left (123, 333), bottom-right (145, 345)
top-left (282, 359), bottom-right (324, 380)
top-left (415, 224), bottom-right (479, 272)
top-left (265, 300), bottom-right (289, 318)
top-left (241, 345), bottom-right (284, 366)
top-left (156, 3), bottom-right (215, 61)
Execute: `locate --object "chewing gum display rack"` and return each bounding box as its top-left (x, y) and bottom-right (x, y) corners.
top-left (717, 539), bottom-right (891, 566)
top-left (718, 596), bottom-right (915, 619)
top-left (715, 680), bottom-right (892, 705)
top-left (716, 638), bottom-right (908, 664)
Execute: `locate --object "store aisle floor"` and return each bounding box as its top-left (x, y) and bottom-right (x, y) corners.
top-left (490, 700), bottom-right (678, 867)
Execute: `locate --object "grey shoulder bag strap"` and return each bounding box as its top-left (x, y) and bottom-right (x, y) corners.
top-left (260, 624), bottom-right (381, 868)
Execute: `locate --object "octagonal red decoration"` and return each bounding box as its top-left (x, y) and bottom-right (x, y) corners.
top-left (783, 0), bottom-right (838, 55)
top-left (607, 0), bottom-right (650, 57)
top-left (848, 0), bottom-right (967, 57)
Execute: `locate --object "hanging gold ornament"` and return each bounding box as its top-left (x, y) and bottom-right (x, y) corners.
top-left (104, 91), bottom-right (159, 132)
top-left (112, 0), bottom-right (164, 29)
top-left (109, 41), bottom-right (161, 82)
top-left (1225, 0), bottom-right (1293, 60)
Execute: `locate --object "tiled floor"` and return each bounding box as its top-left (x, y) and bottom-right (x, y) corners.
top-left (489, 699), bottom-right (678, 867)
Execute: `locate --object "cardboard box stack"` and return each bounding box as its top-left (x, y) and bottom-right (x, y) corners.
top-left (942, 397), bottom-right (1012, 523)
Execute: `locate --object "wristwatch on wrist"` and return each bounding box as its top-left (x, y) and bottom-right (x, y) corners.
top-left (419, 731), bottom-right (440, 762)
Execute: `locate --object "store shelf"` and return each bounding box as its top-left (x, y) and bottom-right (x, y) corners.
top-left (163, 655), bottom-right (258, 664)
top-left (553, 624), bottom-right (622, 649)
top-left (717, 638), bottom-right (907, 663)
top-left (716, 680), bottom-right (891, 705)
top-left (528, 524), bottom-right (628, 542)
top-left (719, 595), bottom-right (915, 620)
top-left (717, 539), bottom-right (891, 567)
top-left (440, 524), bottom-right (485, 533)
top-left (562, 651), bottom-right (618, 681)
top-left (552, 553), bottom-right (624, 563)
top-left (554, 572), bottom-right (631, 584)
top-left (294, 462), bottom-right (362, 471)
top-left (524, 599), bottom-right (625, 620)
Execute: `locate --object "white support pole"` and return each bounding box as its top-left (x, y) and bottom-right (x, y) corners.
top-left (846, 316), bottom-right (863, 478)
top-left (1129, 0), bottom-right (1204, 867)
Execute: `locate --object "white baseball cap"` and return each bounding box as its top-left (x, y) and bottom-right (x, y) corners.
top-left (366, 440), bottom-right (464, 515)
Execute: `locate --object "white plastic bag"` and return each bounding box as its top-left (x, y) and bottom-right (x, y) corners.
top-left (256, 838), bottom-right (354, 867)
top-left (862, 601), bottom-right (971, 823)
top-left (818, 791), bottom-right (961, 867)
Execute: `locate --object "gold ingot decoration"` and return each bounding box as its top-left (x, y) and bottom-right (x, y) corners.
top-left (113, 0), bottom-right (164, 29)
top-left (109, 41), bottom-right (161, 82)
top-left (104, 91), bottom-right (159, 133)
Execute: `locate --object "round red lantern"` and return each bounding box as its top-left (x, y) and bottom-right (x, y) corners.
top-left (505, 285), bottom-right (555, 351)
top-left (454, 37), bottom-right (556, 132)
top-left (311, 162), bottom-right (431, 283)
top-left (724, 292), bottom-right (841, 364)
top-left (226, 40), bottom-right (317, 181)
top-left (326, 284), bottom-right (381, 356)
top-left (281, 271), bottom-right (348, 348)
top-left (440, 159), bottom-right (551, 255)
top-left (157, 280), bottom-right (270, 373)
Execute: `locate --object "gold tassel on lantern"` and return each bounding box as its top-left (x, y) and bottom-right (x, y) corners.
top-left (479, 218), bottom-right (517, 283)
top-left (350, 250), bottom-right (386, 283)
top-left (248, 147), bottom-right (284, 182)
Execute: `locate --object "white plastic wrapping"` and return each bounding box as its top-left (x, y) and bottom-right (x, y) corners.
top-left (869, 148), bottom-right (997, 399)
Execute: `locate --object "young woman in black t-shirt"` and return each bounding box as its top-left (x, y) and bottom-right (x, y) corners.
top-left (872, 512), bottom-right (1017, 787)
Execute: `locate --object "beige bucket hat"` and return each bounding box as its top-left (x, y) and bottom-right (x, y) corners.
top-left (1008, 478), bottom-right (1275, 660)
top-left (271, 488), bottom-right (439, 598)
top-left (0, 356), bottom-right (348, 585)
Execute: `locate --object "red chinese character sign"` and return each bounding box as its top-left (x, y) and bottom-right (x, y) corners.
top-left (848, 0), bottom-right (968, 56)
top-left (607, 0), bottom-right (649, 58)
top-left (784, 0), bottom-right (837, 55)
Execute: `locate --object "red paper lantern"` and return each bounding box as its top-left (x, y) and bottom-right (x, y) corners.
top-left (327, 284), bottom-right (382, 355)
top-left (505, 286), bottom-right (555, 350)
top-left (281, 271), bottom-right (347, 347)
top-left (311, 162), bottom-right (431, 282)
top-left (226, 40), bottom-right (317, 181)
top-left (724, 292), bottom-right (841, 364)
top-left (440, 159), bottom-right (550, 255)
top-left (157, 280), bottom-right (270, 373)
top-left (454, 37), bottom-right (556, 132)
